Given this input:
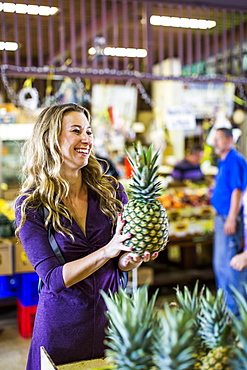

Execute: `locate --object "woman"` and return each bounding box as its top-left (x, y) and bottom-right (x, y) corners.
top-left (15, 103), bottom-right (158, 369)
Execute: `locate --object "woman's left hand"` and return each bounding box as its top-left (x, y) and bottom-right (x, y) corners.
top-left (119, 251), bottom-right (159, 270)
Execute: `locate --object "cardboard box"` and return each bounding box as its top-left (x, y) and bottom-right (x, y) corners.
top-left (0, 238), bottom-right (13, 275)
top-left (40, 346), bottom-right (108, 369)
top-left (14, 240), bottom-right (34, 273)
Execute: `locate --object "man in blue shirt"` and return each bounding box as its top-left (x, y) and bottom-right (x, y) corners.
top-left (211, 127), bottom-right (247, 317)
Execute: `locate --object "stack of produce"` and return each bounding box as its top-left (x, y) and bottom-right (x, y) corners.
top-left (0, 198), bottom-right (15, 237)
top-left (100, 283), bottom-right (247, 370)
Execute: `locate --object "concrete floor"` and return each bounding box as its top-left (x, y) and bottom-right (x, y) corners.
top-left (0, 303), bottom-right (31, 370)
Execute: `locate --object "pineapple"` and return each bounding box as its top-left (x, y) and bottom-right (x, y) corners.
top-left (122, 142), bottom-right (169, 255)
top-left (175, 281), bottom-right (205, 320)
top-left (155, 302), bottom-right (198, 370)
top-left (175, 281), bottom-right (207, 369)
top-left (197, 287), bottom-right (236, 370)
top-left (229, 284), bottom-right (247, 370)
top-left (101, 285), bottom-right (159, 370)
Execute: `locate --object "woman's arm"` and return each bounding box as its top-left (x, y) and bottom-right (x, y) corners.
top-left (62, 216), bottom-right (132, 287)
top-left (15, 202), bottom-right (132, 291)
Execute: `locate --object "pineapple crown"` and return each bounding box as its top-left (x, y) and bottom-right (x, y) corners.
top-left (156, 303), bottom-right (198, 370)
top-left (175, 281), bottom-right (205, 325)
top-left (101, 286), bottom-right (159, 370)
top-left (126, 142), bottom-right (162, 200)
top-left (198, 288), bottom-right (233, 349)
top-left (230, 284), bottom-right (247, 367)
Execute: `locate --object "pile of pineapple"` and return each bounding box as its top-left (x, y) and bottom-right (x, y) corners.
top-left (97, 143), bottom-right (247, 369)
top-left (101, 282), bottom-right (247, 370)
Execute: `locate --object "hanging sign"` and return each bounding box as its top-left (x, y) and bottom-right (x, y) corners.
top-left (166, 106), bottom-right (196, 130)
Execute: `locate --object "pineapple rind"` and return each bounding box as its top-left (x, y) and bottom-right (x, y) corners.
top-left (122, 198), bottom-right (169, 255)
top-left (123, 143), bottom-right (169, 255)
top-left (200, 346), bottom-right (235, 370)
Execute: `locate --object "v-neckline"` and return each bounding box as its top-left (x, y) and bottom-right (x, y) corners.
top-left (62, 187), bottom-right (90, 237)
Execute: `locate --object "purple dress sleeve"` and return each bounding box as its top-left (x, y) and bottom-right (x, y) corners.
top-left (15, 197), bottom-right (65, 292)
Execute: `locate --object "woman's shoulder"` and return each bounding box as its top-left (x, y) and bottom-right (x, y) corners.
top-left (15, 190), bottom-right (34, 207)
top-left (14, 192), bottom-right (40, 217)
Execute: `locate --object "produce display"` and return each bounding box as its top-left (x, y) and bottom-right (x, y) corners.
top-left (157, 185), bottom-right (211, 209)
top-left (122, 143), bottom-right (169, 255)
top-left (157, 186), bottom-right (214, 236)
top-left (0, 198), bottom-right (16, 237)
top-left (100, 283), bottom-right (247, 370)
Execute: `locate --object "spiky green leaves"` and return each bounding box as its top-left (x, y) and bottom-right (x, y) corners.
top-left (229, 285), bottom-right (247, 370)
top-left (126, 142), bottom-right (162, 200)
top-left (198, 288), bottom-right (233, 349)
top-left (156, 304), bottom-right (198, 370)
top-left (100, 283), bottom-right (247, 370)
top-left (101, 286), bottom-right (159, 370)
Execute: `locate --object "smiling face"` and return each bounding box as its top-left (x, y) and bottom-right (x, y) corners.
top-left (58, 110), bottom-right (93, 173)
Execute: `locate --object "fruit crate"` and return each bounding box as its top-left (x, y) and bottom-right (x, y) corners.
top-left (0, 274), bottom-right (20, 298)
top-left (17, 298), bottom-right (37, 338)
top-left (16, 271), bottom-right (39, 306)
top-left (41, 346), bottom-right (108, 369)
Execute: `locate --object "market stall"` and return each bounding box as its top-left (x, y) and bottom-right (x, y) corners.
top-left (158, 183), bottom-right (214, 269)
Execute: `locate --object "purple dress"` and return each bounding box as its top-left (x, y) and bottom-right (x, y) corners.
top-left (15, 184), bottom-right (128, 370)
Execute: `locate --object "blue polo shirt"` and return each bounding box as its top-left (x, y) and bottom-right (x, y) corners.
top-left (211, 148), bottom-right (247, 215)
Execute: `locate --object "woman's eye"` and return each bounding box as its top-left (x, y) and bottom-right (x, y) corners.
top-left (72, 129), bottom-right (80, 134)
top-left (87, 131), bottom-right (93, 136)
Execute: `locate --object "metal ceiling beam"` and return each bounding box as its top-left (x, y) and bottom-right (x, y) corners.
top-left (141, 0), bottom-right (247, 11)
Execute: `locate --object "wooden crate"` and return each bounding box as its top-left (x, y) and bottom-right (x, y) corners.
top-left (40, 347), bottom-right (109, 370)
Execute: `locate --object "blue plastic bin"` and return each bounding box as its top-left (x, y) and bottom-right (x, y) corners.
top-left (0, 274), bottom-right (20, 298)
top-left (16, 272), bottom-right (39, 306)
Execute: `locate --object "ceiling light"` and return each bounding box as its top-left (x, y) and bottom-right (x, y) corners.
top-left (88, 47), bottom-right (147, 58)
top-left (150, 15), bottom-right (216, 29)
top-left (0, 2), bottom-right (58, 16)
top-left (0, 41), bottom-right (18, 51)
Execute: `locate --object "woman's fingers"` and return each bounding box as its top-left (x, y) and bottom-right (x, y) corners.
top-left (151, 252), bottom-right (159, 260)
top-left (115, 214), bottom-right (125, 234)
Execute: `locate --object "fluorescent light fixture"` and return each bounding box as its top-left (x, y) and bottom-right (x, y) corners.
top-left (0, 41), bottom-right (18, 51)
top-left (88, 47), bottom-right (147, 58)
top-left (0, 2), bottom-right (58, 16)
top-left (150, 15), bottom-right (216, 29)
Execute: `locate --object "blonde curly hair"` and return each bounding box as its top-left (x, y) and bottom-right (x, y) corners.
top-left (15, 103), bottom-right (124, 239)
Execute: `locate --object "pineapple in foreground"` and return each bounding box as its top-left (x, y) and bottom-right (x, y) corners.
top-left (155, 303), bottom-right (198, 370)
top-left (122, 142), bottom-right (169, 255)
top-left (230, 285), bottom-right (247, 369)
top-left (198, 288), bottom-right (235, 370)
top-left (175, 281), bottom-right (207, 368)
top-left (101, 285), bottom-right (159, 370)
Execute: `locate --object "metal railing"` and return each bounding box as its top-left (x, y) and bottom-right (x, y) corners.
top-left (0, 0), bottom-right (247, 83)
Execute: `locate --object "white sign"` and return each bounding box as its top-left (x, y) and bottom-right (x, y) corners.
top-left (166, 106), bottom-right (196, 130)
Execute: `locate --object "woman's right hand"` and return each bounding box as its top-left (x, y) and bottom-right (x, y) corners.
top-left (103, 214), bottom-right (132, 259)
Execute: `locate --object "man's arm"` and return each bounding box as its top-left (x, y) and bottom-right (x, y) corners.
top-left (224, 188), bottom-right (243, 235)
